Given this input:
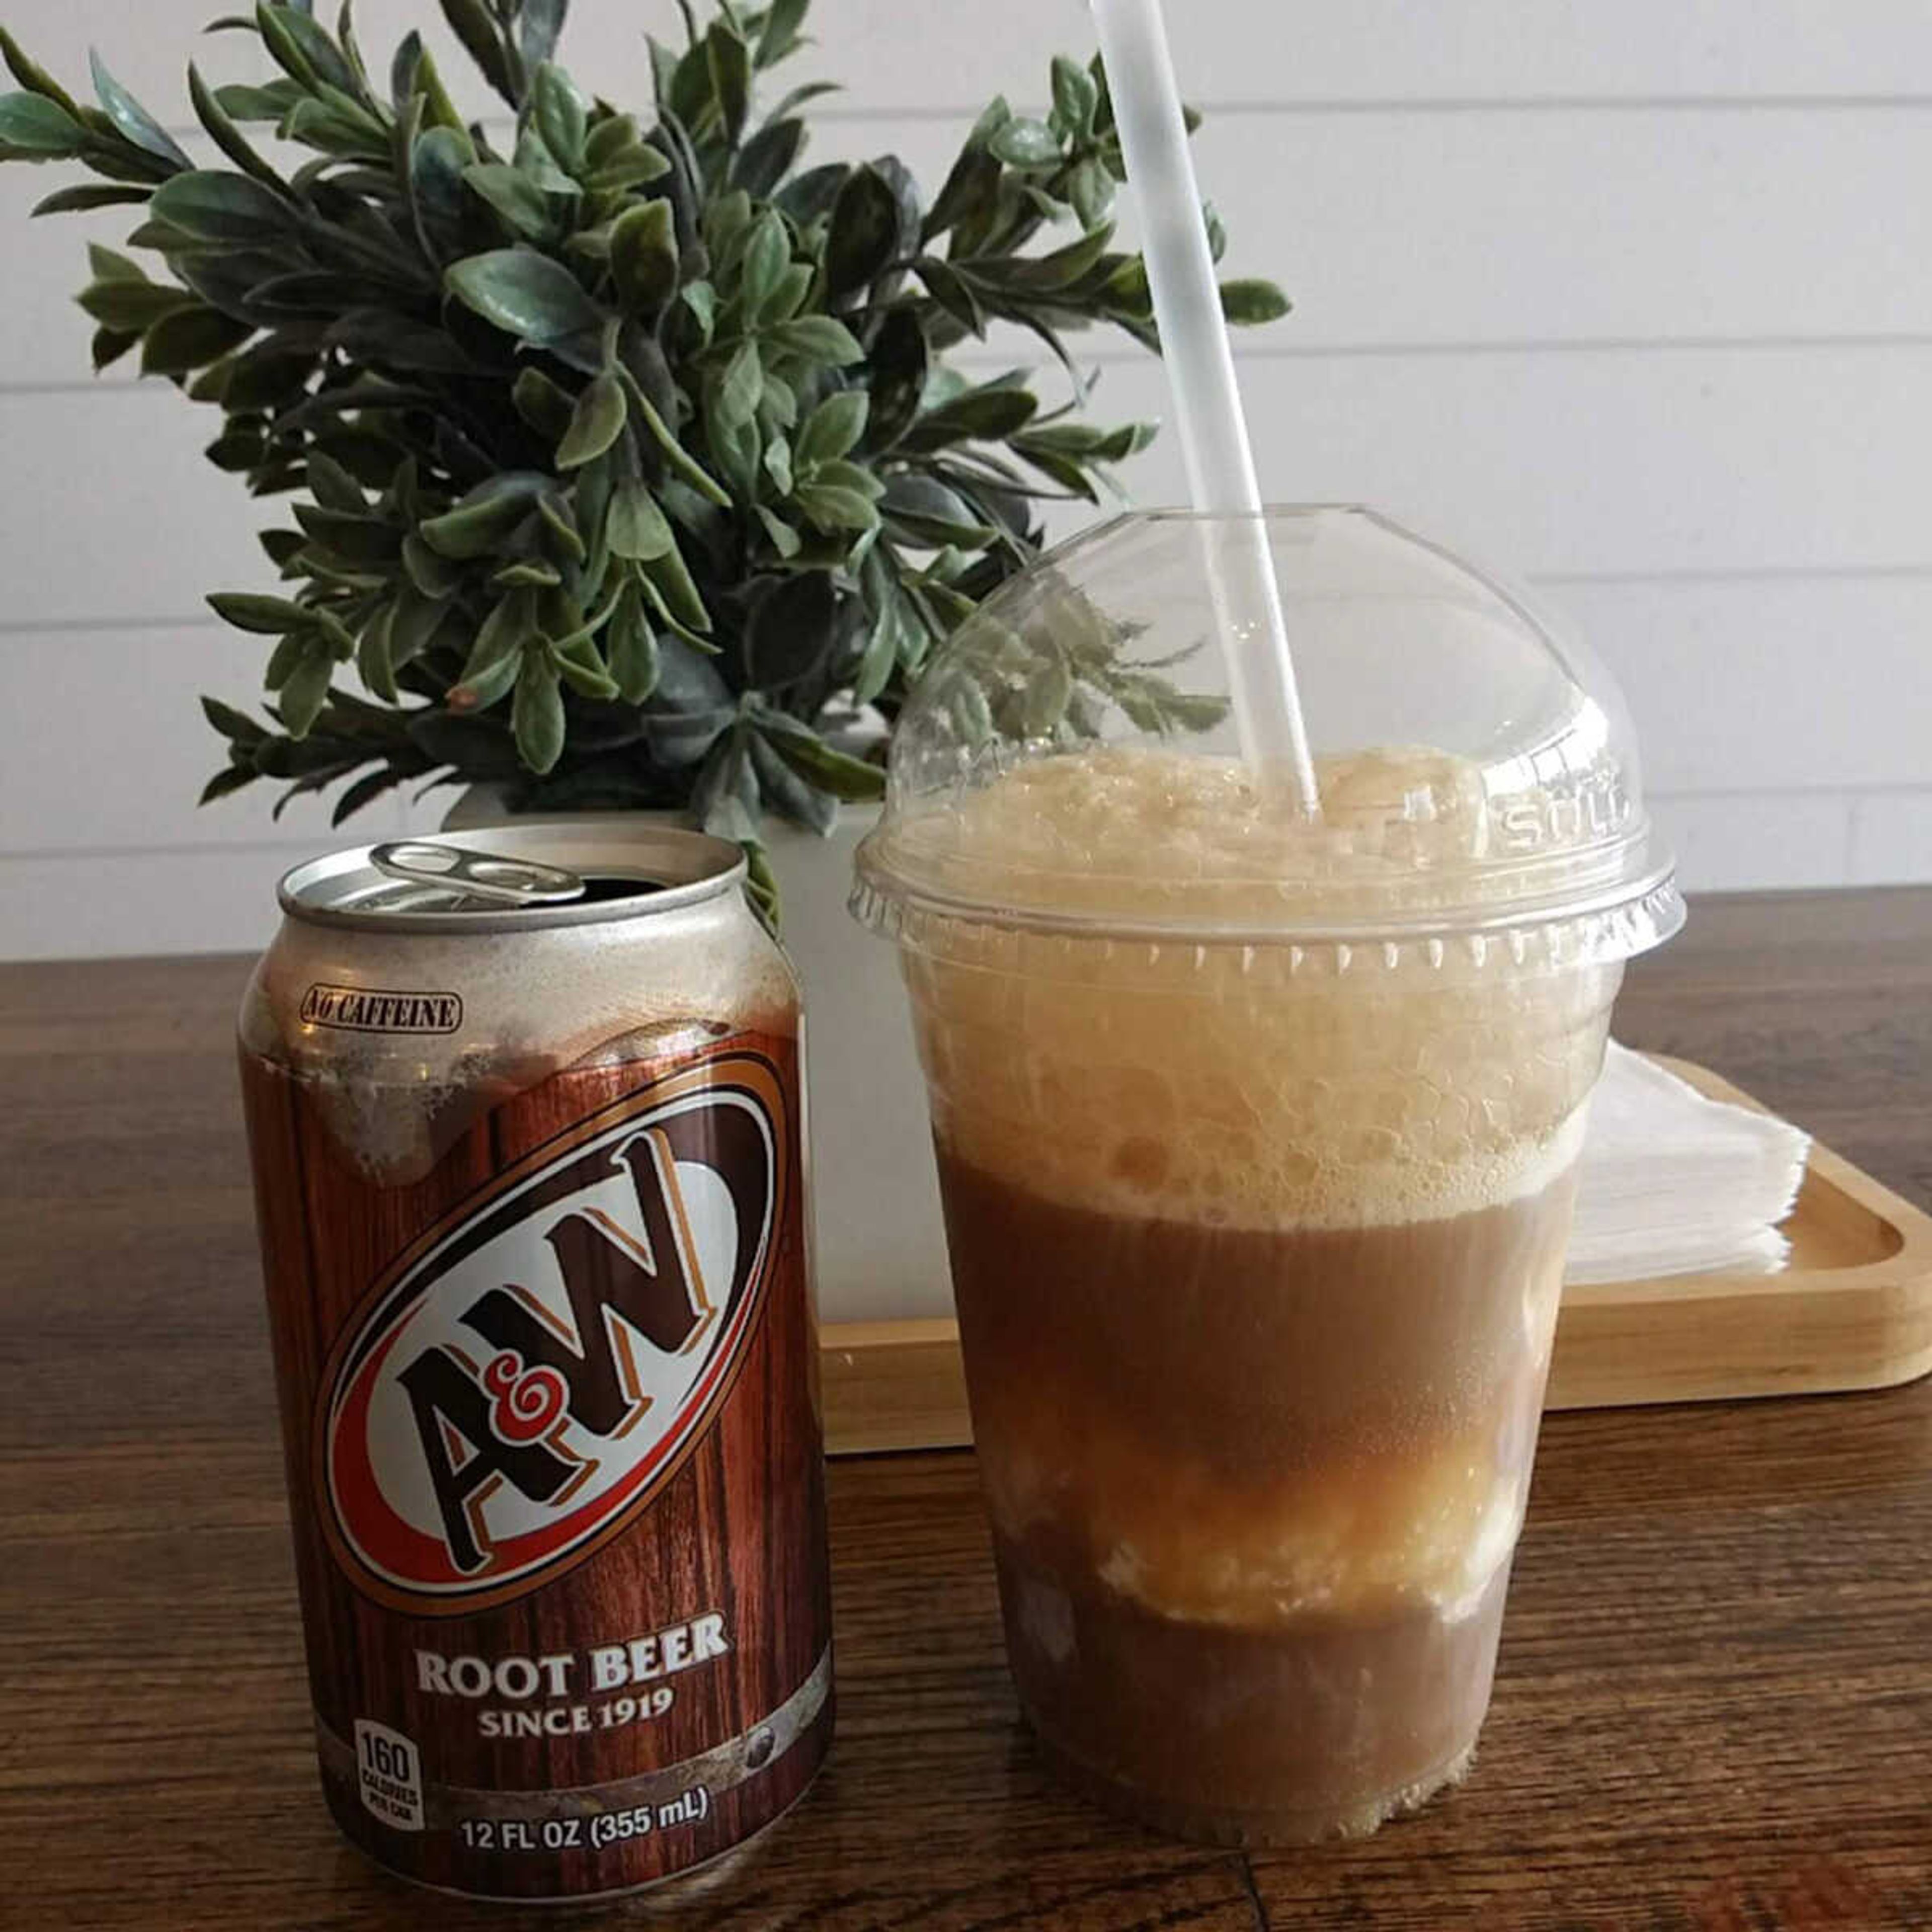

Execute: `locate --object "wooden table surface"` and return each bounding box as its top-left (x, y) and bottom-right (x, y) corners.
top-left (4, 888), bottom-right (1930, 1931)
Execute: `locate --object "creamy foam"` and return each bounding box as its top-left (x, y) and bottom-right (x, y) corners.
top-left (899, 747), bottom-right (1617, 1233)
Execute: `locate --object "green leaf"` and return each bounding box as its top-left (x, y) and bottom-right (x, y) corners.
top-left (403, 532), bottom-right (466, 595)
top-left (811, 456), bottom-right (884, 501)
top-left (757, 711), bottom-right (885, 801)
top-left (519, 0), bottom-right (570, 75)
top-left (987, 117), bottom-right (1060, 169)
top-left (1050, 55), bottom-right (1098, 138)
top-left (904, 383), bottom-right (1038, 451)
top-left (737, 210), bottom-right (787, 317)
top-left (584, 110), bottom-right (638, 169)
top-left (531, 61), bottom-right (589, 171)
top-left (206, 426), bottom-right (265, 471)
top-left (140, 304), bottom-right (254, 375)
top-left (681, 279), bottom-right (717, 343)
top-left (617, 368), bottom-right (732, 507)
top-left (1021, 653), bottom-right (1073, 735)
top-left (853, 582), bottom-right (909, 705)
top-left (357, 603), bottom-right (398, 702)
top-left (0, 90), bottom-right (84, 153)
top-left (202, 694), bottom-right (268, 745)
top-left (640, 539), bottom-right (711, 635)
top-left (0, 26), bottom-right (83, 118)
top-left (538, 488), bottom-right (587, 564)
top-left (764, 315), bottom-right (862, 367)
top-left (825, 164), bottom-right (899, 299)
top-left (513, 649), bottom-right (567, 772)
top-left (214, 80), bottom-right (304, 121)
top-left (761, 431), bottom-right (794, 496)
top-left (756, 505), bottom-right (800, 557)
top-left (1069, 156), bottom-right (1113, 230)
top-left (794, 481), bottom-right (878, 536)
top-left (77, 279), bottom-right (193, 332)
top-left (760, 262), bottom-right (812, 328)
top-left (749, 730), bottom-right (836, 834)
top-left (556, 370), bottom-right (626, 468)
top-left (419, 472), bottom-right (552, 557)
top-left (330, 767), bottom-right (405, 826)
top-left (990, 221), bottom-right (1115, 294)
top-left (704, 23), bottom-right (752, 145)
top-left (306, 450), bottom-right (366, 512)
top-left (915, 258), bottom-right (986, 338)
top-left (731, 115), bottom-right (803, 198)
top-left (610, 198), bottom-right (679, 314)
top-left (32, 183), bottom-right (149, 215)
top-left (607, 480), bottom-right (676, 561)
top-left (408, 45), bottom-right (468, 137)
top-left (585, 143), bottom-right (671, 191)
top-left (187, 62), bottom-right (283, 191)
top-left (775, 158), bottom-right (844, 225)
top-left (606, 580), bottom-right (659, 702)
top-left (551, 633), bottom-right (619, 700)
top-left (150, 170), bottom-right (290, 243)
top-left (755, 0), bottom-right (810, 68)
top-left (880, 472), bottom-right (997, 547)
top-left (452, 590), bottom-right (532, 705)
top-left (257, 4), bottom-right (359, 93)
top-left (88, 52), bottom-right (191, 169)
top-left (90, 240), bottom-right (145, 283)
top-left (199, 764), bottom-right (258, 806)
top-left (278, 646), bottom-right (334, 738)
top-left (1203, 200), bottom-right (1227, 264)
top-left (462, 162), bottom-right (554, 240)
top-left (511, 366), bottom-right (576, 439)
top-left (263, 633), bottom-right (307, 687)
top-left (293, 503), bottom-right (401, 565)
top-left (713, 339), bottom-right (763, 431)
top-left (744, 571), bottom-right (837, 688)
top-left (388, 584), bottom-right (449, 668)
top-left (1220, 278), bottom-right (1291, 326)
top-left (445, 248), bottom-right (603, 345)
top-left (209, 591), bottom-right (315, 636)
top-left (91, 326), bottom-right (140, 371)
top-left (924, 124), bottom-right (1001, 242)
top-left (439, 0), bottom-right (518, 108)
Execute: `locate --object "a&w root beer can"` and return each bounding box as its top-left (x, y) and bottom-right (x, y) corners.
top-left (237, 826), bottom-right (832, 1900)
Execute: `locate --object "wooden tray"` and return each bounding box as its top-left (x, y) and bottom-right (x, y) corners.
top-left (817, 1058), bottom-right (1932, 1456)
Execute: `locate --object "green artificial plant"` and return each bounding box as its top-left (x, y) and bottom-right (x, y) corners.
top-left (0, 0), bottom-right (1285, 913)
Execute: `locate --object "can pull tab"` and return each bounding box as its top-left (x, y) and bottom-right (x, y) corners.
top-left (369, 841), bottom-right (587, 906)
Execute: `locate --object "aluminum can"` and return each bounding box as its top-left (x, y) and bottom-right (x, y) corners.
top-left (237, 826), bottom-right (832, 1900)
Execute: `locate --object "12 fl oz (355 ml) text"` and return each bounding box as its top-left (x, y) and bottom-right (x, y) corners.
top-left (457, 1788), bottom-right (712, 1855)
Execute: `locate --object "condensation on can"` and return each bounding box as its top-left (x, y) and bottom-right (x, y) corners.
top-left (236, 824), bottom-right (832, 1900)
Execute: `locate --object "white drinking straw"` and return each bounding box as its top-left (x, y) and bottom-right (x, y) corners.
top-left (1092, 0), bottom-right (1321, 814)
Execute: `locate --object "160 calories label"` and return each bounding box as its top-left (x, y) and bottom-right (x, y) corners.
top-left (354, 1721), bottom-right (425, 1832)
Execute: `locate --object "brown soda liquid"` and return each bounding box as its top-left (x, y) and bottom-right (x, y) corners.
top-left (932, 1146), bottom-right (1579, 1844)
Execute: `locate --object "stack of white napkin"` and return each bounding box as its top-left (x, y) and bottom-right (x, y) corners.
top-left (1566, 1043), bottom-right (1811, 1286)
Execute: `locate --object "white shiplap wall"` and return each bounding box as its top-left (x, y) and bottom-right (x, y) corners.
top-left (2, 0), bottom-right (1928, 958)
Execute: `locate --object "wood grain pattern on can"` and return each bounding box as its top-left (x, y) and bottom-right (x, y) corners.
top-left (240, 1032), bottom-right (832, 1900)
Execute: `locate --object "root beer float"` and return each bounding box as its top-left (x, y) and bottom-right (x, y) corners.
top-left (855, 509), bottom-right (1682, 1843)
top-left (238, 826), bottom-right (831, 1900)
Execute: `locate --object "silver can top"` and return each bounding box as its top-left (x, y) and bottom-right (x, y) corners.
top-left (278, 823), bottom-right (747, 934)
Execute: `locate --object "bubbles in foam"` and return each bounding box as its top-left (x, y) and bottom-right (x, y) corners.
top-left (902, 748), bottom-right (1618, 1232)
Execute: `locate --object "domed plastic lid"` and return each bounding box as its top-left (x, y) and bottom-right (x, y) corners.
top-left (853, 507), bottom-right (1682, 959)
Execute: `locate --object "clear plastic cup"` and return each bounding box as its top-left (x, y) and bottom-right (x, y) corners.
top-left (852, 509), bottom-right (1682, 1845)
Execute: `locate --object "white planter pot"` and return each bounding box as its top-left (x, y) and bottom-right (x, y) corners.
top-left (442, 790), bottom-right (950, 1325)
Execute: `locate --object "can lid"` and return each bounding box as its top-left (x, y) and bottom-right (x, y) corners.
top-left (280, 824), bottom-right (746, 932)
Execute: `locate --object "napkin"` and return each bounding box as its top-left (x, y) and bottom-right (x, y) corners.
top-left (1565, 1044), bottom-right (1811, 1286)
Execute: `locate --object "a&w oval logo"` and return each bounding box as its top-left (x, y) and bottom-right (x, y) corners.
top-left (314, 1051), bottom-right (784, 1614)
